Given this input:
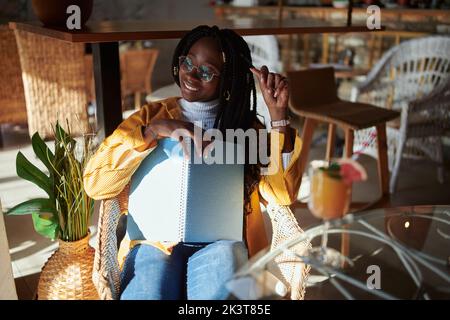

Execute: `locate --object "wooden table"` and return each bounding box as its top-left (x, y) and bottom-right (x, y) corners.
top-left (10, 19), bottom-right (383, 139)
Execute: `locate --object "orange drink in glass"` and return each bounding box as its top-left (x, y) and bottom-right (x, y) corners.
top-left (307, 159), bottom-right (367, 268)
top-left (309, 165), bottom-right (351, 220)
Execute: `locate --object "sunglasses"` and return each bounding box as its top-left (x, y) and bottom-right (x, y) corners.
top-left (178, 56), bottom-right (220, 82)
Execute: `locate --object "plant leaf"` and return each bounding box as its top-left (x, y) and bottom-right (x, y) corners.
top-left (55, 122), bottom-right (75, 145)
top-left (16, 151), bottom-right (53, 197)
top-left (32, 212), bottom-right (59, 240)
top-left (6, 198), bottom-right (56, 216)
top-left (31, 132), bottom-right (55, 174)
top-left (328, 162), bottom-right (341, 171)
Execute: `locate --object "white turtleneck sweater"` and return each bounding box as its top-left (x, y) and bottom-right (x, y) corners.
top-left (178, 98), bottom-right (293, 170)
top-left (178, 98), bottom-right (220, 131)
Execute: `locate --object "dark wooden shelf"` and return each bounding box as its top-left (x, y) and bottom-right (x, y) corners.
top-left (9, 19), bottom-right (384, 43)
top-left (215, 5), bottom-right (450, 18)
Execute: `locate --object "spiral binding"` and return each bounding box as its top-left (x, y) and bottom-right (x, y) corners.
top-left (178, 158), bottom-right (189, 241)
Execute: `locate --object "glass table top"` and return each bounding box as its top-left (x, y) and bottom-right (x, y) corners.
top-left (228, 205), bottom-right (450, 300)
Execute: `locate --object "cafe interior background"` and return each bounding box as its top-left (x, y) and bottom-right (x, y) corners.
top-left (0, 0), bottom-right (449, 300)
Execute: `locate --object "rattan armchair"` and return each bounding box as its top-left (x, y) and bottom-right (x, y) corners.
top-left (14, 30), bottom-right (90, 139)
top-left (92, 186), bottom-right (311, 300)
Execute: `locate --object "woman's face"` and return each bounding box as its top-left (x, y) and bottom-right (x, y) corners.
top-left (178, 37), bottom-right (223, 102)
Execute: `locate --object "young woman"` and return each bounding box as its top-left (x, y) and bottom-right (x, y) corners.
top-left (84, 25), bottom-right (303, 300)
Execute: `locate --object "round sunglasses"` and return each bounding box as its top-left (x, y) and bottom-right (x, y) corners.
top-left (178, 56), bottom-right (220, 82)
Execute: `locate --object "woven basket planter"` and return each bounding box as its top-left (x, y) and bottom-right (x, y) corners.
top-left (37, 234), bottom-right (99, 300)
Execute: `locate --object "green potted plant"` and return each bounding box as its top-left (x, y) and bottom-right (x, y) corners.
top-left (6, 122), bottom-right (98, 300)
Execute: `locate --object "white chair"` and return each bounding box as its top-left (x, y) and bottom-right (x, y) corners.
top-left (243, 35), bottom-right (282, 73)
top-left (352, 36), bottom-right (450, 193)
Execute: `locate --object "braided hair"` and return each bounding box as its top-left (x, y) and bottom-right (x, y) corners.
top-left (172, 25), bottom-right (264, 214)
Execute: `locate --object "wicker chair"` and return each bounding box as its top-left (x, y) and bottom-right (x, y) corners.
top-left (14, 30), bottom-right (90, 139)
top-left (120, 49), bottom-right (159, 110)
top-left (351, 36), bottom-right (450, 193)
top-left (92, 186), bottom-right (311, 300)
top-left (84, 54), bottom-right (95, 105)
top-left (0, 25), bottom-right (27, 126)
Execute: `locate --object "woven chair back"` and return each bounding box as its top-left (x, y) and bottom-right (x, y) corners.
top-left (387, 36), bottom-right (450, 105)
top-left (14, 30), bottom-right (90, 139)
top-left (120, 49), bottom-right (159, 96)
top-left (0, 25), bottom-right (27, 125)
top-left (359, 36), bottom-right (450, 110)
top-left (84, 54), bottom-right (95, 104)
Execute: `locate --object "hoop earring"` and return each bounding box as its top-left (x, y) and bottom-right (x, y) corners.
top-left (224, 90), bottom-right (230, 101)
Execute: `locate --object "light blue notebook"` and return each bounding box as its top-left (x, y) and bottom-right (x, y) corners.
top-left (127, 138), bottom-right (244, 243)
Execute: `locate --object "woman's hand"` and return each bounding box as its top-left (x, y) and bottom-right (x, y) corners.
top-left (251, 66), bottom-right (294, 153)
top-left (250, 66), bottom-right (289, 121)
top-left (144, 119), bottom-right (208, 157)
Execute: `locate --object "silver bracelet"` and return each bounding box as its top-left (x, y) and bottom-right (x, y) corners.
top-left (270, 118), bottom-right (291, 128)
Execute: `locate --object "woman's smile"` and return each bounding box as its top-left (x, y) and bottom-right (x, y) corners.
top-left (183, 80), bottom-right (200, 92)
top-left (178, 37), bottom-right (223, 102)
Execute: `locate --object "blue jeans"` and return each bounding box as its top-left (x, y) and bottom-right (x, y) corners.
top-left (120, 240), bottom-right (248, 300)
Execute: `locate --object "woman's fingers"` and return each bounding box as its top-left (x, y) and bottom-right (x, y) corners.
top-left (178, 136), bottom-right (202, 160)
top-left (274, 74), bottom-right (282, 88)
top-left (250, 67), bottom-right (261, 81)
top-left (165, 121), bottom-right (209, 159)
top-left (170, 132), bottom-right (188, 158)
top-left (202, 139), bottom-right (215, 159)
top-left (259, 66), bottom-right (269, 90)
top-left (180, 138), bottom-right (192, 160)
top-left (250, 66), bottom-right (268, 90)
top-left (191, 129), bottom-right (204, 158)
top-left (251, 66), bottom-right (289, 100)
top-left (273, 79), bottom-right (288, 98)
top-left (260, 65), bottom-right (269, 82)
top-left (272, 74), bottom-right (284, 98)
top-left (266, 73), bottom-right (275, 95)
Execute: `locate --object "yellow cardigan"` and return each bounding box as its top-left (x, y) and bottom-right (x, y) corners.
top-left (83, 97), bottom-right (303, 258)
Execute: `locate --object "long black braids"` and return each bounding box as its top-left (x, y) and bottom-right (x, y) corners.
top-left (172, 25), bottom-right (263, 214)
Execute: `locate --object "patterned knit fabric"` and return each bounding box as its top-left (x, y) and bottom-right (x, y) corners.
top-left (178, 98), bottom-right (220, 130)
